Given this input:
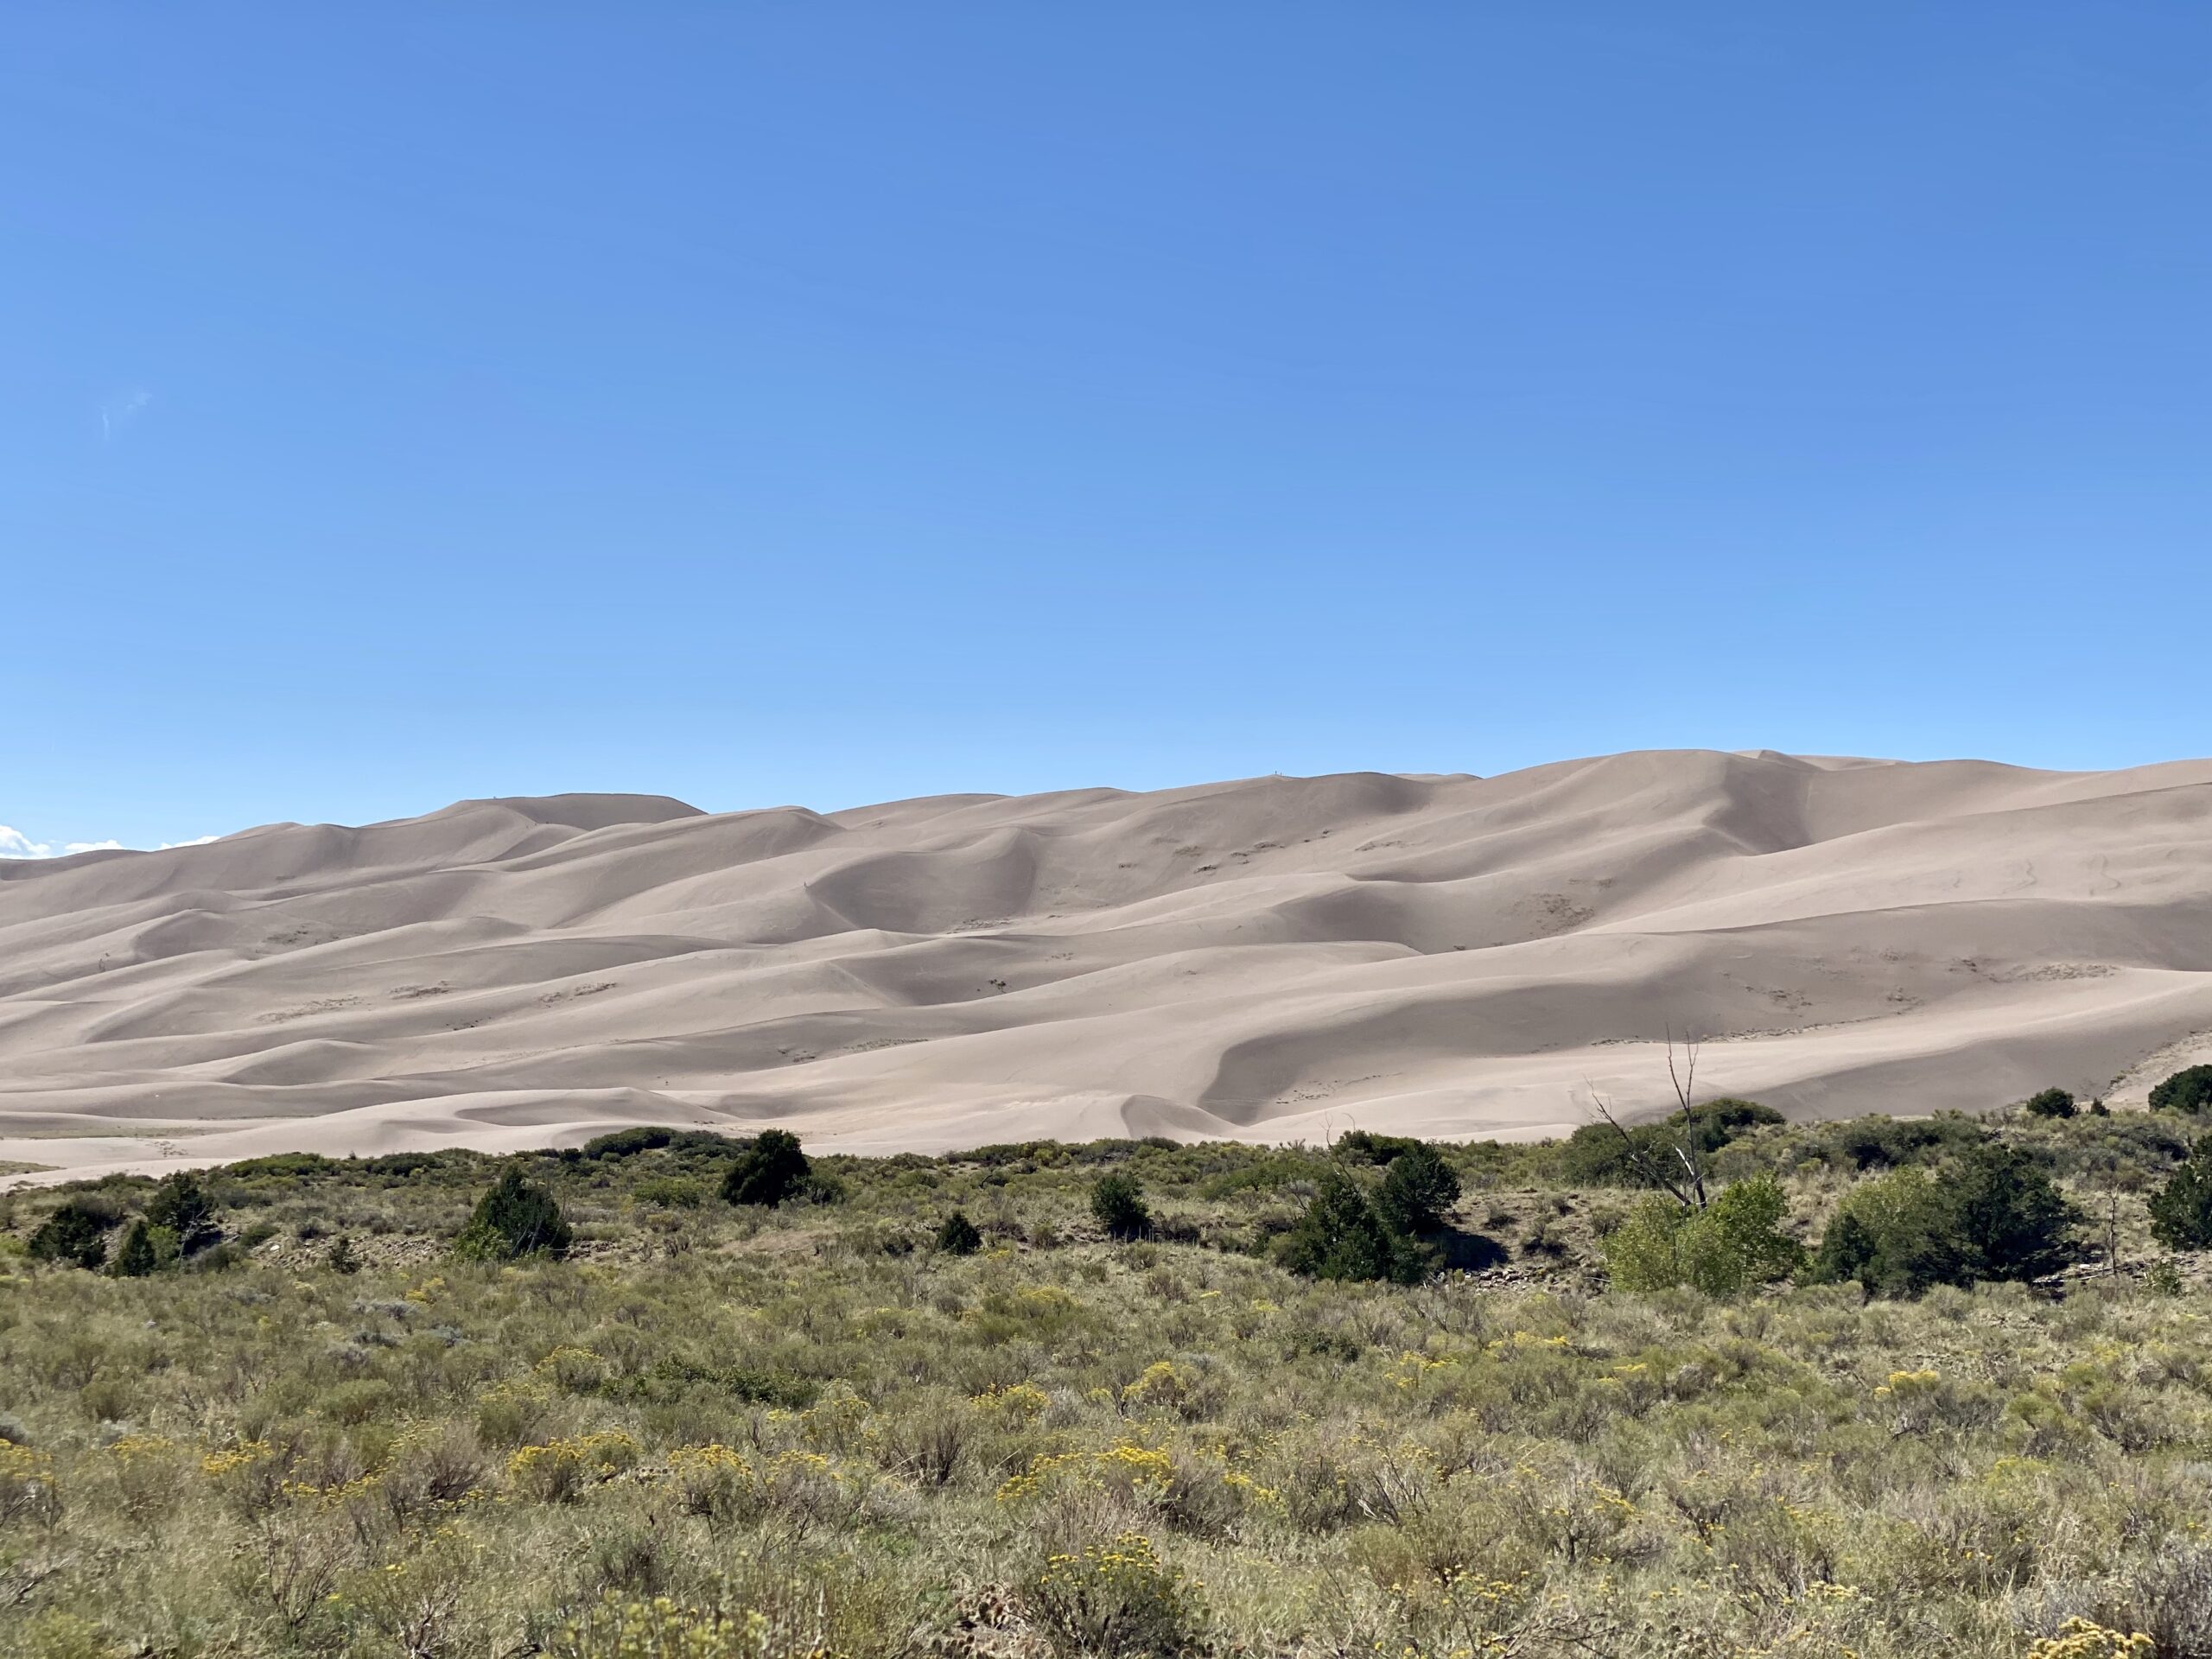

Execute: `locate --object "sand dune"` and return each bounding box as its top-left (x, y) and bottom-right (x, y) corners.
top-left (5, 750), bottom-right (2212, 1182)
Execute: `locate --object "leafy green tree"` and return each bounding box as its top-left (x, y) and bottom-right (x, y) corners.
top-left (111, 1219), bottom-right (158, 1278)
top-left (2149, 1138), bottom-right (2212, 1249)
top-left (2152, 1066), bottom-right (2212, 1116)
top-left (144, 1171), bottom-right (218, 1251)
top-left (1280, 1168), bottom-right (1423, 1285)
top-left (721, 1129), bottom-right (810, 1207)
top-left (1601, 1176), bottom-right (1803, 1294)
top-left (1812, 1166), bottom-right (1968, 1297)
top-left (28, 1199), bottom-right (118, 1269)
top-left (935, 1210), bottom-right (983, 1255)
top-left (1090, 1172), bottom-right (1150, 1240)
top-left (453, 1169), bottom-right (574, 1261)
top-left (1373, 1141), bottom-right (1461, 1235)
top-left (2024, 1088), bottom-right (2077, 1120)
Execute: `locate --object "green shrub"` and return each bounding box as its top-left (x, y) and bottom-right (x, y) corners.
top-left (109, 1220), bottom-right (158, 1279)
top-left (721, 1129), bottom-right (810, 1207)
top-left (1814, 1145), bottom-right (2080, 1296)
top-left (1372, 1142), bottom-right (1460, 1235)
top-left (1556, 1097), bottom-right (1782, 1186)
top-left (2149, 1138), bottom-right (2212, 1249)
top-left (1279, 1168), bottom-right (1421, 1284)
top-left (1952, 1142), bottom-right (2082, 1282)
top-left (1090, 1173), bottom-right (1149, 1241)
top-left (453, 1170), bottom-right (573, 1261)
top-left (1814, 1112), bottom-right (1989, 1172)
top-left (2152, 1065), bottom-right (2212, 1116)
top-left (2024, 1087), bottom-right (2078, 1120)
top-left (143, 1172), bottom-right (218, 1250)
top-left (1600, 1175), bottom-right (1804, 1294)
top-left (1334, 1129), bottom-right (1425, 1165)
top-left (935, 1211), bottom-right (982, 1255)
top-left (28, 1199), bottom-right (118, 1269)
top-left (581, 1127), bottom-right (674, 1160)
top-left (634, 1176), bottom-right (706, 1210)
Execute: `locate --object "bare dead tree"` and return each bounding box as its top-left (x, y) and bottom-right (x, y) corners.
top-left (1585, 1029), bottom-right (1712, 1210)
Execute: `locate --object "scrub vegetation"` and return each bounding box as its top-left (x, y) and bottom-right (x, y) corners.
top-left (8, 1072), bottom-right (2212, 1658)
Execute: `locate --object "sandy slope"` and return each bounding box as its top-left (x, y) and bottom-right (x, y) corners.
top-left (5, 750), bottom-right (2212, 1183)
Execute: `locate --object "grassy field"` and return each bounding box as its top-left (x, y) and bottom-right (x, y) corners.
top-left (3, 1109), bottom-right (2209, 1659)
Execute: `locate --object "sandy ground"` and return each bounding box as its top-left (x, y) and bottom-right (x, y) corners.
top-left (4, 748), bottom-right (2211, 1185)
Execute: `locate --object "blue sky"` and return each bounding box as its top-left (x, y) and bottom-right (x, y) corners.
top-left (5, 5), bottom-right (2209, 852)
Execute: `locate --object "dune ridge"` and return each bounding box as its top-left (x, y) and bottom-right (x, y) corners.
top-left (5, 749), bottom-right (2212, 1182)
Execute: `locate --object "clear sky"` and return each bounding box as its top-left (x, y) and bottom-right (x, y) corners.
top-left (5, 5), bottom-right (2209, 852)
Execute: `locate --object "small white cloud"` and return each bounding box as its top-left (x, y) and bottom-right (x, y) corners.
top-left (0, 826), bottom-right (219, 859)
top-left (0, 826), bottom-right (54, 858)
top-left (100, 388), bottom-right (153, 442)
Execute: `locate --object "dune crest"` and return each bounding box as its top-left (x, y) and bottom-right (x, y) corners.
top-left (6, 753), bottom-right (2212, 1181)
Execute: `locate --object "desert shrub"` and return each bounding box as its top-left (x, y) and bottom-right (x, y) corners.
top-left (1373, 1141), bottom-right (1461, 1234)
top-left (581, 1127), bottom-right (673, 1160)
top-left (1090, 1173), bottom-right (1150, 1241)
top-left (29, 1199), bottom-right (118, 1269)
top-left (721, 1130), bottom-right (810, 1207)
top-left (507, 1431), bottom-right (640, 1503)
top-left (635, 1176), bottom-right (706, 1210)
top-left (935, 1210), bottom-right (982, 1255)
top-left (1027, 1529), bottom-right (1201, 1659)
top-left (2152, 1066), bottom-right (2212, 1116)
top-left (1600, 1175), bottom-right (1803, 1295)
top-left (1556, 1098), bottom-right (1782, 1186)
top-left (553, 1593), bottom-right (752, 1658)
top-left (1334, 1130), bottom-right (1425, 1165)
top-left (1279, 1168), bottom-right (1421, 1284)
top-left (1813, 1112), bottom-right (1990, 1172)
top-left (2025, 1087), bottom-right (2079, 1120)
top-left (452, 1170), bottom-right (573, 1261)
top-left (143, 1171), bottom-right (218, 1250)
top-left (2149, 1138), bottom-right (2212, 1249)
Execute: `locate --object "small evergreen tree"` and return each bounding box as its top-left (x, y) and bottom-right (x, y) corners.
top-left (29, 1199), bottom-right (118, 1270)
top-left (721, 1129), bottom-right (811, 1207)
top-left (1280, 1169), bottom-right (1422, 1285)
top-left (144, 1170), bottom-right (218, 1250)
top-left (111, 1218), bottom-right (158, 1278)
top-left (1813, 1147), bottom-right (2080, 1296)
top-left (453, 1169), bottom-right (573, 1261)
top-left (2149, 1138), bottom-right (2212, 1249)
top-left (327, 1235), bottom-right (363, 1274)
top-left (935, 1210), bottom-right (983, 1255)
top-left (1952, 1143), bottom-right (2081, 1282)
top-left (2152, 1065), bottom-right (2212, 1116)
top-left (1090, 1172), bottom-right (1150, 1240)
top-left (1374, 1142), bottom-right (1461, 1235)
top-left (2024, 1087), bottom-right (2077, 1120)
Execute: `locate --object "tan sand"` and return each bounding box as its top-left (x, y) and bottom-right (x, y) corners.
top-left (5, 750), bottom-right (2210, 1185)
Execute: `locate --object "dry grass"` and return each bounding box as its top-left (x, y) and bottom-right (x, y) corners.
top-left (0, 1116), bottom-right (2207, 1657)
